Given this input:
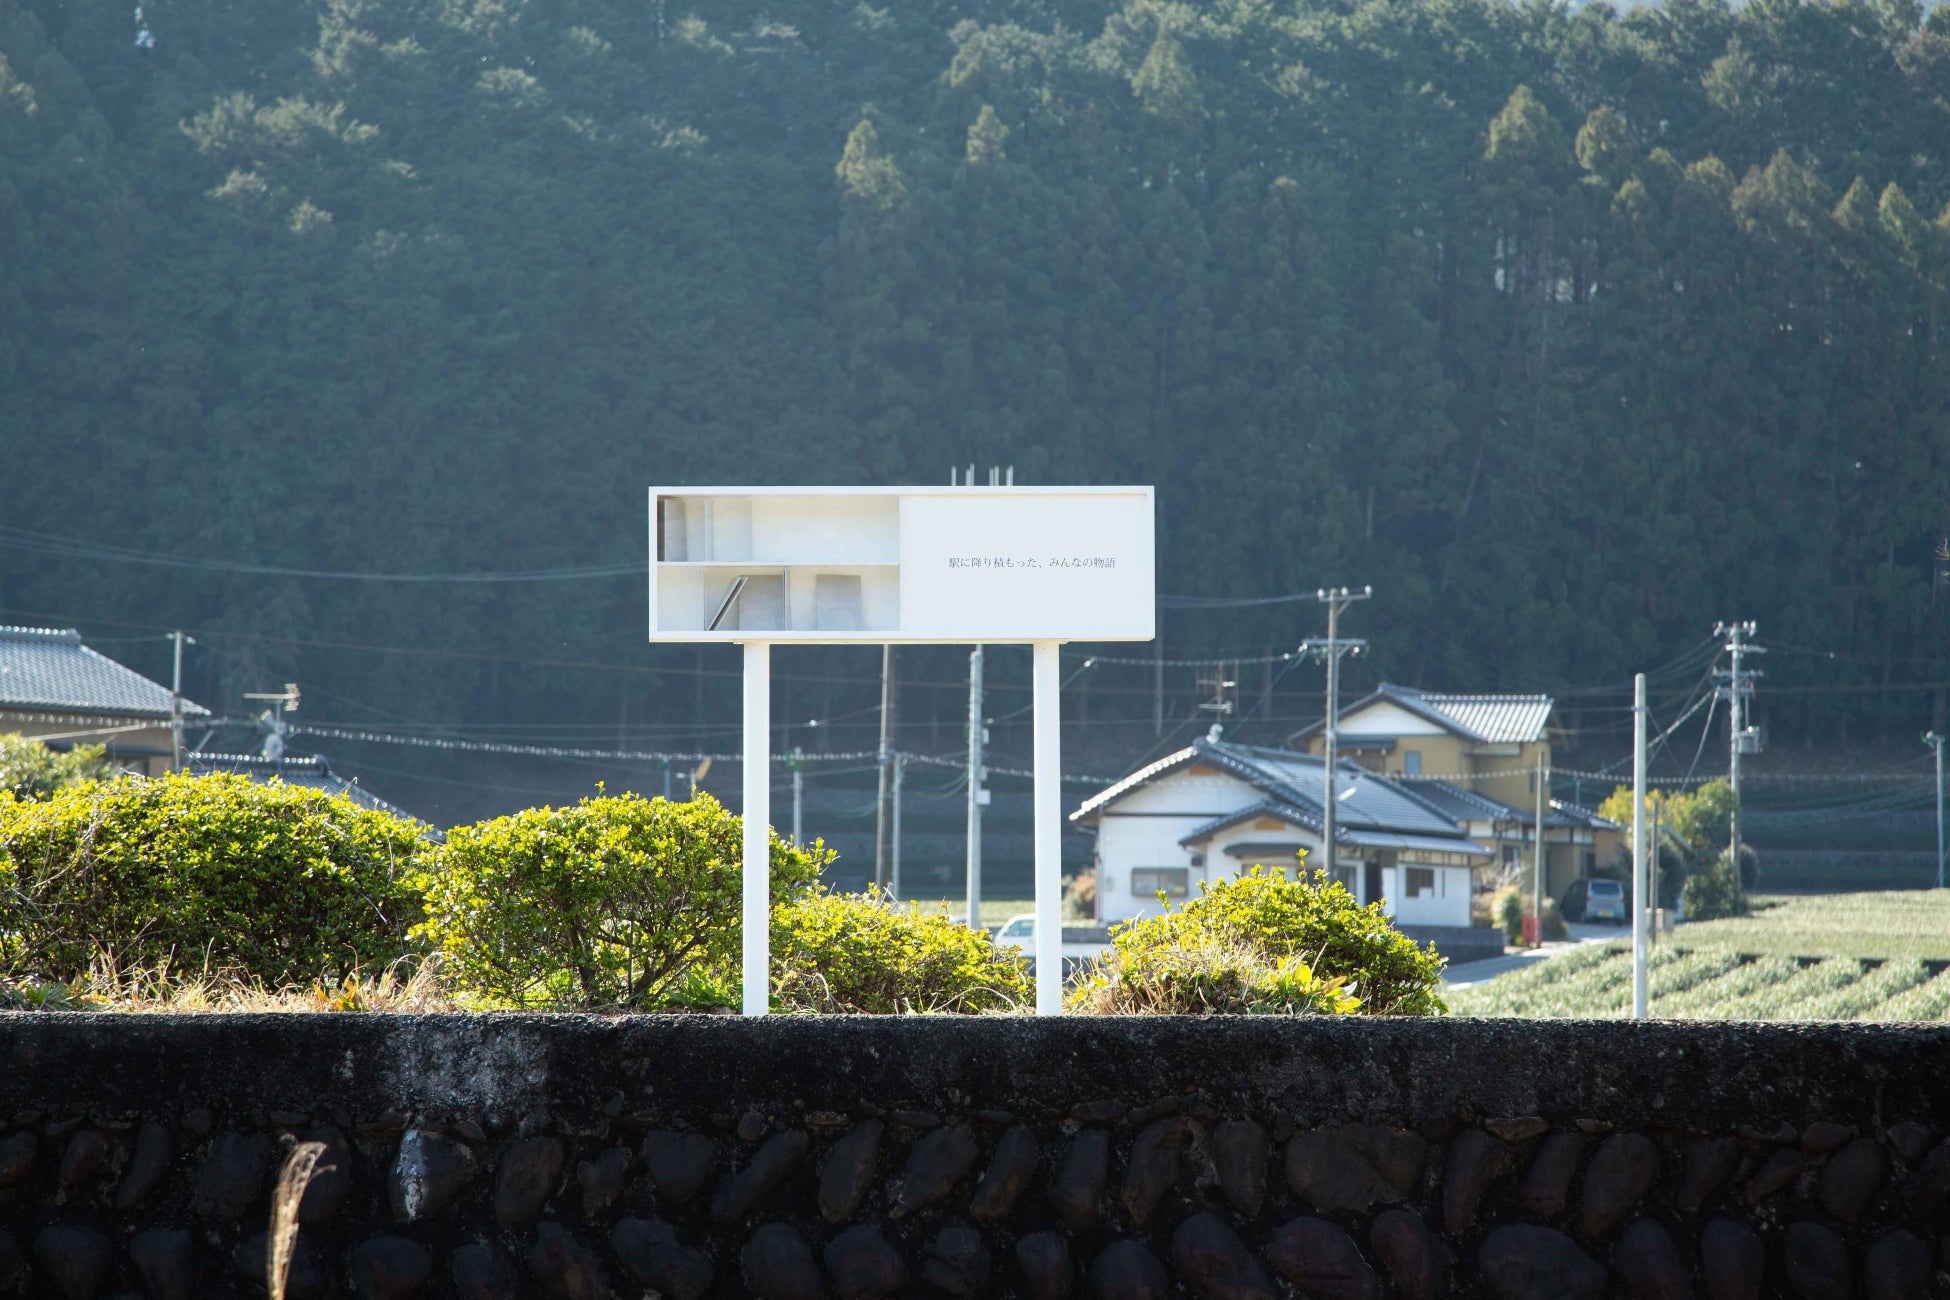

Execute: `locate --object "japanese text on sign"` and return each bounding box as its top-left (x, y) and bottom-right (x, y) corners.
top-left (947, 557), bottom-right (1119, 570)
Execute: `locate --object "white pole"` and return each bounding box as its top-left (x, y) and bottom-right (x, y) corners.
top-left (1033, 640), bottom-right (1064, 1015)
top-left (169, 631), bottom-right (186, 771)
top-left (966, 647), bottom-right (984, 929)
top-left (1532, 754), bottom-right (1545, 948)
top-left (1632, 672), bottom-right (1648, 1019)
top-left (891, 752), bottom-right (905, 901)
top-left (742, 642), bottom-right (772, 1016)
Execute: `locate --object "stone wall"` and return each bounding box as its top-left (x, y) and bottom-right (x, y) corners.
top-left (0, 1015), bottom-right (1947, 1298)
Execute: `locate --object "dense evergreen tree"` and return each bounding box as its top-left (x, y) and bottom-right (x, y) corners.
top-left (2, 0), bottom-right (1948, 772)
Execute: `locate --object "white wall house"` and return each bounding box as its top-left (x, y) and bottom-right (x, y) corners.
top-left (1071, 736), bottom-right (1490, 931)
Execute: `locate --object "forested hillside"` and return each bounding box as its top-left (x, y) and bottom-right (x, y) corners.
top-left (3, 0), bottom-right (1949, 773)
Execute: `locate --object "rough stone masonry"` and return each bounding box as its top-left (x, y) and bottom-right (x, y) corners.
top-left (0, 1015), bottom-right (1946, 1297)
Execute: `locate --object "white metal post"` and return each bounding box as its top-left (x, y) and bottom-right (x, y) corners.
top-left (1532, 755), bottom-right (1545, 948)
top-left (791, 754), bottom-right (803, 847)
top-left (1033, 640), bottom-right (1064, 1015)
top-left (168, 631), bottom-right (187, 771)
top-left (1632, 672), bottom-right (1648, 1019)
top-left (742, 642), bottom-right (772, 1016)
top-left (891, 752), bottom-right (905, 901)
top-left (1928, 731), bottom-right (1944, 890)
top-left (966, 647), bottom-right (984, 929)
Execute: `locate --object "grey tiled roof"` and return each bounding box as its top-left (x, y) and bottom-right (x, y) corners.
top-left (187, 751), bottom-right (436, 835)
top-left (0, 626), bottom-right (207, 719)
top-left (1408, 688), bottom-right (1553, 744)
top-left (1076, 737), bottom-right (1483, 853)
top-left (1404, 778), bottom-right (1622, 832)
top-left (1291, 682), bottom-right (1553, 745)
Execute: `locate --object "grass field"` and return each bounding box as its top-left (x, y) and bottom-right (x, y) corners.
top-left (1669, 890), bottom-right (1950, 961)
top-left (1448, 891), bottom-right (1950, 1020)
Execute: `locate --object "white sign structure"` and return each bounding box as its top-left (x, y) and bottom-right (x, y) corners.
top-left (649, 486), bottom-right (1156, 1014)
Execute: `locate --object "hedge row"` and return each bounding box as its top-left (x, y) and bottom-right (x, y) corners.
top-left (0, 766), bottom-right (1442, 1015)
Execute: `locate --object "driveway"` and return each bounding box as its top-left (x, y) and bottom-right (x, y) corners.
top-left (1442, 920), bottom-right (1625, 990)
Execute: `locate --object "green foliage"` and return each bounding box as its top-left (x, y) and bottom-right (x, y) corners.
top-left (1683, 850), bottom-right (1749, 922)
top-left (4, 0), bottom-right (1949, 814)
top-left (1069, 868), bottom-right (1446, 1016)
top-left (413, 791), bottom-right (824, 1009)
top-left (0, 734), bottom-right (115, 800)
top-left (1493, 886), bottom-right (1565, 943)
top-left (769, 890), bottom-right (1030, 1014)
top-left (0, 773), bottom-right (425, 983)
top-left (0, 977), bottom-right (95, 1012)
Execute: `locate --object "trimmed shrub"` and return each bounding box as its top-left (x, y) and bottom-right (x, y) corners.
top-left (770, 890), bottom-right (1030, 1013)
top-left (1067, 932), bottom-right (1362, 1015)
top-left (0, 773), bottom-right (426, 982)
top-left (0, 734), bottom-right (115, 800)
top-left (1682, 849), bottom-right (1749, 921)
top-left (414, 791), bottom-right (824, 1009)
top-left (1067, 868), bottom-right (1446, 1016)
top-left (1494, 886), bottom-right (1566, 942)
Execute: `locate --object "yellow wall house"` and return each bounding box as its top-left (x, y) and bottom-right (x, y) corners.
top-left (0, 626), bottom-right (207, 775)
top-left (1291, 683), bottom-right (1621, 901)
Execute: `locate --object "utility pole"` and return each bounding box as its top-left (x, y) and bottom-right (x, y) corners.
top-left (1632, 673), bottom-right (1648, 1019)
top-left (1532, 753), bottom-right (1545, 948)
top-left (789, 747), bottom-right (804, 846)
top-left (1649, 795), bottom-right (1661, 946)
top-left (1299, 587), bottom-right (1371, 888)
top-left (168, 630), bottom-right (193, 773)
top-left (1927, 731), bottom-right (1945, 889)
top-left (875, 645), bottom-right (897, 894)
top-left (890, 752), bottom-right (905, 901)
top-left (966, 647), bottom-right (986, 929)
top-left (1714, 620), bottom-right (1765, 901)
top-left (1153, 613), bottom-right (1164, 737)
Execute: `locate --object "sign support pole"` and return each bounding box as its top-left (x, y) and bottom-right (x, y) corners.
top-left (743, 641), bottom-right (771, 1016)
top-left (1033, 639), bottom-right (1064, 1015)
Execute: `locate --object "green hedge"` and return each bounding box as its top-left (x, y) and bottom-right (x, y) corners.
top-left (413, 791), bottom-right (825, 1009)
top-left (0, 734), bottom-right (115, 800)
top-left (1069, 868), bottom-right (1447, 1015)
top-left (0, 773), bottom-right (426, 982)
top-left (770, 891), bottom-right (1030, 1014)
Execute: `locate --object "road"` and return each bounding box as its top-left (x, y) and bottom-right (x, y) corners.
top-left (1442, 921), bottom-right (1625, 990)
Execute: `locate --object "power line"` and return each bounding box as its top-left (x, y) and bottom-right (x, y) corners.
top-left (0, 526), bottom-right (638, 583)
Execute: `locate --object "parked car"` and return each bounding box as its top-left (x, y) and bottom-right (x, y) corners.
top-left (994, 914), bottom-right (1036, 951)
top-left (1561, 877), bottom-right (1627, 924)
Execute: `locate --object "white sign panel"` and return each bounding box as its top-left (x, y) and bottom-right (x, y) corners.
top-left (897, 493), bottom-right (1152, 639)
top-left (649, 487), bottom-right (1154, 644)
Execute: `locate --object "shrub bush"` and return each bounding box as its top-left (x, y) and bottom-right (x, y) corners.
top-left (1494, 886), bottom-right (1566, 943)
top-left (0, 734), bottom-right (115, 800)
top-left (414, 791), bottom-right (824, 1009)
top-left (1682, 849), bottom-right (1749, 921)
top-left (1067, 868), bottom-right (1446, 1015)
top-left (0, 773), bottom-right (426, 982)
top-left (769, 891), bottom-right (1030, 1013)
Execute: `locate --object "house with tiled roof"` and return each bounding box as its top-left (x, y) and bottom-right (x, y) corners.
top-left (1070, 735), bottom-right (1501, 960)
top-left (1289, 682), bottom-right (1622, 898)
top-left (0, 626), bottom-right (207, 776)
top-left (187, 752), bottom-right (437, 837)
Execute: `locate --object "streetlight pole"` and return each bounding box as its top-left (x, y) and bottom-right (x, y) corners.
top-left (1928, 731), bottom-right (1945, 890)
top-left (1300, 587), bottom-right (1370, 889)
top-left (1632, 672), bottom-right (1648, 1019)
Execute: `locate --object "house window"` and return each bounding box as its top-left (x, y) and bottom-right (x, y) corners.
top-left (1405, 866), bottom-right (1436, 898)
top-left (1132, 868), bottom-right (1190, 900)
top-left (1403, 751), bottom-right (1421, 775)
top-left (1331, 864), bottom-right (1357, 894)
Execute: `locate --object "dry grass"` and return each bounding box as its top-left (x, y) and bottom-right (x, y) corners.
top-left (8, 954), bottom-right (457, 1014)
